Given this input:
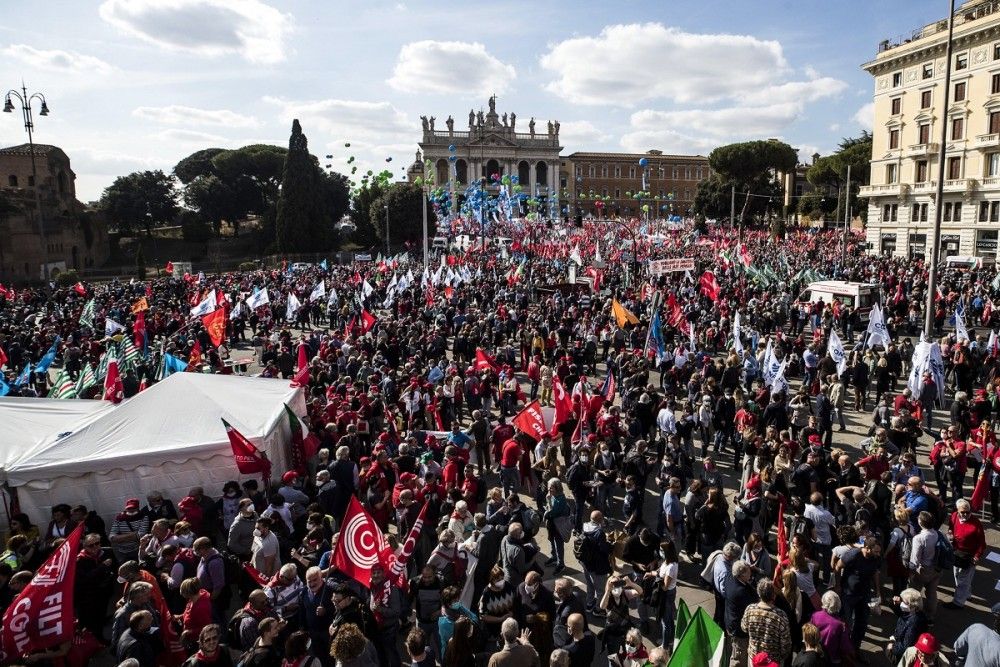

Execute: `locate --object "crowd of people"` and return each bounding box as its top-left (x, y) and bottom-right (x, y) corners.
top-left (2, 220), bottom-right (1000, 667)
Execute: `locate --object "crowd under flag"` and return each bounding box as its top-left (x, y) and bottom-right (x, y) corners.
top-left (35, 335), bottom-right (61, 375)
top-left (246, 287), bottom-right (270, 310)
top-left (512, 400), bottom-right (549, 441)
top-left (189, 290), bottom-right (218, 318)
top-left (202, 308), bottom-right (227, 348)
top-left (0, 525), bottom-right (83, 660)
top-left (865, 302), bottom-right (892, 348)
top-left (48, 368), bottom-right (77, 399)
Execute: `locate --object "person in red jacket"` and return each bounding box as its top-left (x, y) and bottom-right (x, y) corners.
top-left (945, 499), bottom-right (987, 609)
top-left (500, 436), bottom-right (523, 497)
top-left (441, 446), bottom-right (464, 491)
top-left (179, 578), bottom-right (214, 647)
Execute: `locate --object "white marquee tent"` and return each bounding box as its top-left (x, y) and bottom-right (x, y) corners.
top-left (0, 373), bottom-right (305, 525)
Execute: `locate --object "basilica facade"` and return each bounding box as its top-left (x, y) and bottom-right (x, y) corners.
top-left (408, 96), bottom-right (562, 201)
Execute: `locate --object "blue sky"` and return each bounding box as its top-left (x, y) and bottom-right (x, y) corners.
top-left (0, 0), bottom-right (946, 201)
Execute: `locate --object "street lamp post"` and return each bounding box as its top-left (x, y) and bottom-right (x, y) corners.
top-left (383, 205), bottom-right (390, 257)
top-left (4, 83), bottom-right (50, 273)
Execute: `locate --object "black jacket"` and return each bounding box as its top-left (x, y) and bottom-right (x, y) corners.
top-left (724, 579), bottom-right (759, 637)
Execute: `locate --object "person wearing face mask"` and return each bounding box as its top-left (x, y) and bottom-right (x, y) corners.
top-left (252, 517), bottom-right (281, 579)
top-left (609, 628), bottom-right (648, 667)
top-left (944, 497), bottom-right (986, 609)
top-left (599, 576), bottom-right (643, 656)
top-left (887, 588), bottom-right (929, 665)
top-left (215, 481), bottom-right (245, 534)
top-left (516, 571), bottom-right (555, 652)
top-left (479, 565), bottom-right (520, 644)
top-left (437, 586), bottom-right (480, 657)
top-left (228, 499), bottom-right (259, 561)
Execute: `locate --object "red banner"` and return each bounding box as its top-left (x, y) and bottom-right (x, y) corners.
top-left (474, 348), bottom-right (498, 372)
top-left (1, 525), bottom-right (83, 661)
top-left (222, 419), bottom-right (272, 477)
top-left (332, 496), bottom-right (388, 588)
top-left (387, 501), bottom-right (428, 591)
top-left (513, 400), bottom-right (548, 441)
top-left (550, 377), bottom-right (574, 437)
top-left (103, 358), bottom-right (123, 404)
top-left (361, 309), bottom-right (377, 333)
top-left (202, 308), bottom-right (226, 348)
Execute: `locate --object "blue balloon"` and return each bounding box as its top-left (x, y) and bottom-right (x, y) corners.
top-left (638, 157), bottom-right (649, 167)
top-left (448, 155), bottom-right (457, 162)
top-left (448, 144), bottom-right (456, 152)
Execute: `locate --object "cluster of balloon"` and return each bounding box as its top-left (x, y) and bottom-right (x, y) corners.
top-left (490, 172), bottom-right (501, 184)
top-left (427, 186), bottom-right (452, 217)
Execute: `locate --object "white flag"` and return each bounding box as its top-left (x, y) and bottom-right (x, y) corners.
top-left (907, 340), bottom-right (931, 398)
top-left (928, 342), bottom-right (946, 403)
top-left (732, 311), bottom-right (744, 356)
top-left (189, 290), bottom-right (218, 318)
top-left (388, 273), bottom-right (398, 291)
top-left (954, 306), bottom-right (970, 342)
top-left (361, 280), bottom-right (374, 299)
top-left (432, 265), bottom-right (444, 286)
top-left (865, 302), bottom-right (891, 348)
top-left (762, 340), bottom-right (780, 387)
top-left (674, 346), bottom-right (687, 369)
top-left (569, 244), bottom-right (583, 266)
top-left (828, 329), bottom-right (848, 376)
top-left (772, 358), bottom-right (789, 396)
top-left (327, 287), bottom-right (339, 308)
top-left (285, 292), bottom-right (301, 320)
top-left (245, 288), bottom-right (270, 310)
top-left (595, 243), bottom-right (603, 264)
top-left (104, 318), bottom-right (124, 337)
top-left (309, 281), bottom-right (326, 302)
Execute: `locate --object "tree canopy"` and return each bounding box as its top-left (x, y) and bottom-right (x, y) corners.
top-left (99, 170), bottom-right (178, 236)
top-left (370, 182), bottom-right (437, 249)
top-left (694, 139), bottom-right (797, 226)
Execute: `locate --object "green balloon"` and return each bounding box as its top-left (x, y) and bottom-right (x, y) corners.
top-left (642, 204), bottom-right (650, 212)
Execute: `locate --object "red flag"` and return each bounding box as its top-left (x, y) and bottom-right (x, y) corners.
top-left (776, 499), bottom-right (788, 563)
top-left (386, 501), bottom-right (428, 591)
top-left (283, 403), bottom-right (319, 472)
top-left (165, 261), bottom-right (174, 274)
top-left (72, 282), bottom-right (86, 296)
top-left (474, 348), bottom-right (498, 372)
top-left (133, 311), bottom-right (147, 350)
top-left (201, 308), bottom-right (226, 348)
top-left (361, 309), bottom-right (377, 334)
top-left (187, 340), bottom-right (203, 370)
top-left (103, 358), bottom-right (123, 403)
top-left (550, 377), bottom-right (574, 436)
top-left (296, 342), bottom-right (309, 371)
top-left (243, 562), bottom-right (269, 588)
top-left (513, 400), bottom-right (548, 441)
top-left (0, 345), bottom-right (7, 369)
top-left (699, 271), bottom-right (720, 301)
top-left (222, 419), bottom-right (272, 477)
top-left (971, 470), bottom-right (990, 512)
top-left (345, 317), bottom-right (356, 338)
top-left (332, 496), bottom-right (388, 588)
top-left (290, 360), bottom-right (310, 387)
top-left (0, 525), bottom-right (83, 660)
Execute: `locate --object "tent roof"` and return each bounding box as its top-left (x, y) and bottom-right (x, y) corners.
top-left (5, 373), bottom-right (301, 485)
top-left (0, 398), bottom-right (113, 480)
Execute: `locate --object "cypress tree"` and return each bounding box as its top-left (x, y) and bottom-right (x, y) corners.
top-left (276, 119), bottom-right (325, 252)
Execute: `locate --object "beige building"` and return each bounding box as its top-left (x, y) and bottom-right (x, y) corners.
top-left (0, 144), bottom-right (109, 281)
top-left (861, 0), bottom-right (1000, 259)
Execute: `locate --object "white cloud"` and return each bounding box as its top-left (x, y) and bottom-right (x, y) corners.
top-left (853, 102), bottom-right (874, 130)
top-left (69, 148), bottom-right (158, 175)
top-left (133, 105), bottom-right (259, 128)
top-left (629, 104), bottom-right (804, 138)
top-left (540, 23), bottom-right (787, 106)
top-left (3, 44), bottom-right (115, 75)
top-left (99, 0), bottom-right (292, 64)
top-left (388, 40), bottom-right (515, 96)
top-left (619, 128), bottom-right (717, 156)
top-left (796, 145), bottom-right (821, 164)
top-left (152, 128), bottom-right (231, 144)
top-left (738, 77), bottom-right (847, 106)
top-left (558, 120), bottom-right (612, 147)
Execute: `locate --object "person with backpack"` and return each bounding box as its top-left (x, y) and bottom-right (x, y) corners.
top-left (908, 510), bottom-right (944, 617)
top-left (886, 508), bottom-right (916, 597)
top-left (566, 451), bottom-right (595, 532)
top-left (228, 589), bottom-right (274, 653)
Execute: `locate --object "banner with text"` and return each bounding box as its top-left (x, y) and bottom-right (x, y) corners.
top-left (649, 258), bottom-right (695, 275)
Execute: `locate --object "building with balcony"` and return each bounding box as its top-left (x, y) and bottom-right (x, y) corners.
top-left (862, 0), bottom-right (1000, 259)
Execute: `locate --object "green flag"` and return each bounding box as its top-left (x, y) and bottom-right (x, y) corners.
top-left (667, 608), bottom-right (724, 667)
top-left (674, 599), bottom-right (692, 650)
top-left (48, 368), bottom-right (77, 399)
top-left (75, 362), bottom-right (97, 397)
top-left (79, 299), bottom-right (96, 329)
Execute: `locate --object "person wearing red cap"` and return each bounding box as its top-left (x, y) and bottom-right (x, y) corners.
top-left (896, 632), bottom-right (945, 667)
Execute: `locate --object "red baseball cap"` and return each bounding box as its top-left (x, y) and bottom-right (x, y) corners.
top-left (282, 471), bottom-right (300, 483)
top-left (914, 633), bottom-right (939, 654)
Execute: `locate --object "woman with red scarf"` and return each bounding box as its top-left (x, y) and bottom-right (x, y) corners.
top-left (181, 624), bottom-right (234, 667)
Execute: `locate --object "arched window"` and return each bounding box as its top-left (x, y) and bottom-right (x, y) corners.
top-left (455, 159), bottom-right (467, 184)
top-left (7, 175), bottom-right (17, 187)
top-left (518, 161), bottom-right (530, 185)
top-left (486, 159), bottom-right (501, 179)
top-left (535, 161), bottom-right (548, 189)
top-left (436, 159), bottom-right (448, 184)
